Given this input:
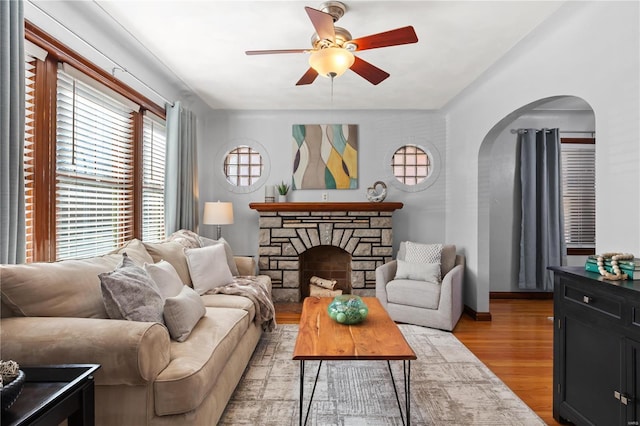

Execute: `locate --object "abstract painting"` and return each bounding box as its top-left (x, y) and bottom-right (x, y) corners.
top-left (292, 124), bottom-right (358, 189)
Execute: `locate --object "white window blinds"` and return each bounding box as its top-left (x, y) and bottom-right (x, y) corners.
top-left (55, 68), bottom-right (135, 260)
top-left (142, 114), bottom-right (167, 242)
top-left (561, 143), bottom-right (596, 248)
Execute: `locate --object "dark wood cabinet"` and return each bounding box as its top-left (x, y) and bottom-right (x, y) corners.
top-left (551, 266), bottom-right (640, 425)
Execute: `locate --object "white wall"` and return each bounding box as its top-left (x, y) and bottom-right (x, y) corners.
top-left (197, 110), bottom-right (447, 256)
top-left (488, 108), bottom-right (595, 292)
top-left (444, 1), bottom-right (640, 312)
top-left (24, 1), bottom-right (201, 112)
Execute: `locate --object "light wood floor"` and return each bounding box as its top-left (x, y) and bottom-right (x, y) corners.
top-left (275, 298), bottom-right (560, 425)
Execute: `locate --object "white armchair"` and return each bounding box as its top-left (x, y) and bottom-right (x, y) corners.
top-left (375, 243), bottom-right (465, 331)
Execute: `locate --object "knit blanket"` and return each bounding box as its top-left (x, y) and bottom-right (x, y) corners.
top-left (210, 277), bottom-right (277, 332)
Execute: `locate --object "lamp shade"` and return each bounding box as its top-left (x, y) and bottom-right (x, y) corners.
top-left (309, 47), bottom-right (355, 78)
top-left (203, 202), bottom-right (234, 225)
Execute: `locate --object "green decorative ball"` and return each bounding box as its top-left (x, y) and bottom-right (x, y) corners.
top-left (327, 295), bottom-right (368, 325)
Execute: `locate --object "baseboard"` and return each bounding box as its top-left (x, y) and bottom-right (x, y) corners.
top-left (490, 292), bottom-right (553, 300)
top-left (463, 305), bottom-right (492, 321)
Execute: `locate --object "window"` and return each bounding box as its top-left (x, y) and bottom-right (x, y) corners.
top-left (384, 139), bottom-right (441, 192)
top-left (224, 146), bottom-right (263, 186)
top-left (24, 22), bottom-right (166, 262)
top-left (142, 115), bottom-right (166, 242)
top-left (391, 145), bottom-right (431, 185)
top-left (55, 68), bottom-right (136, 259)
top-left (561, 138), bottom-right (596, 254)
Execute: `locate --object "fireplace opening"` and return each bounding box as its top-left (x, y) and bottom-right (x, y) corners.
top-left (298, 245), bottom-right (352, 300)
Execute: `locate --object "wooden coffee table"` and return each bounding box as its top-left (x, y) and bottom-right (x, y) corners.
top-left (293, 296), bottom-right (416, 426)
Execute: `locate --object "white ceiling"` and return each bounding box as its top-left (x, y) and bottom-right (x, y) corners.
top-left (89, 1), bottom-right (565, 110)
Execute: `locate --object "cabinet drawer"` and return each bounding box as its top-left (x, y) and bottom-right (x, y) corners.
top-left (564, 283), bottom-right (622, 319)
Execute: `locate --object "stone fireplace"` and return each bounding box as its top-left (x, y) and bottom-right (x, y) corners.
top-left (249, 202), bottom-right (403, 302)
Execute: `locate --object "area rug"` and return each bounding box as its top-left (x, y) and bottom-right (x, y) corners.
top-left (219, 324), bottom-right (544, 425)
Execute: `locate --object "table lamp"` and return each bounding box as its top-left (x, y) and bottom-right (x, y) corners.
top-left (203, 201), bottom-right (234, 240)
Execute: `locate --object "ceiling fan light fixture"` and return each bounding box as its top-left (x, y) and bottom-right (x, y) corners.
top-left (309, 47), bottom-right (355, 78)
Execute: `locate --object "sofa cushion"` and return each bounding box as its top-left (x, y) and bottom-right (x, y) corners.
top-left (144, 260), bottom-right (184, 299)
top-left (99, 254), bottom-right (165, 324)
top-left (200, 236), bottom-right (239, 276)
top-left (153, 307), bottom-right (250, 416)
top-left (200, 294), bottom-right (256, 322)
top-left (184, 244), bottom-right (234, 295)
top-left (394, 259), bottom-right (441, 283)
top-left (163, 286), bottom-right (206, 342)
top-left (386, 279), bottom-right (441, 310)
top-left (144, 241), bottom-right (192, 286)
top-left (112, 239), bottom-right (155, 265)
top-left (0, 254), bottom-right (123, 318)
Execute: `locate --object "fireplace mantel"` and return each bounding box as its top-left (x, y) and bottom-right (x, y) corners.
top-left (249, 202), bottom-right (403, 212)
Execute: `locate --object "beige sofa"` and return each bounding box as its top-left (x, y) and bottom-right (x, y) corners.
top-left (0, 238), bottom-right (272, 425)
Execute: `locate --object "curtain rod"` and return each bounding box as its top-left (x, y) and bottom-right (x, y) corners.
top-left (27, 0), bottom-right (174, 107)
top-left (510, 129), bottom-right (595, 135)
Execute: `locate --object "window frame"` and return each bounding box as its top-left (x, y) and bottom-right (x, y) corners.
top-left (25, 21), bottom-right (166, 262)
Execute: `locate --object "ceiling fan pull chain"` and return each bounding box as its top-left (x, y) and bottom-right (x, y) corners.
top-left (330, 75), bottom-right (334, 105)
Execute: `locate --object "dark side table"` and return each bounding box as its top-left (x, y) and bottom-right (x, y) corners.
top-left (1, 364), bottom-right (100, 426)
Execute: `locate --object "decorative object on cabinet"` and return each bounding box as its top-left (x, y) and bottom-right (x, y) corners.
top-left (366, 181), bottom-right (387, 202)
top-left (203, 201), bottom-right (234, 239)
top-left (584, 253), bottom-right (639, 280)
top-left (292, 124), bottom-right (358, 190)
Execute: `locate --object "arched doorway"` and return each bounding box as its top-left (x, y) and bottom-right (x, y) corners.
top-left (478, 96), bottom-right (595, 295)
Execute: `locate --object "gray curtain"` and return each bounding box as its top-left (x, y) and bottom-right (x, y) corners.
top-left (164, 101), bottom-right (199, 235)
top-left (1, 0), bottom-right (26, 264)
top-left (518, 128), bottom-right (565, 290)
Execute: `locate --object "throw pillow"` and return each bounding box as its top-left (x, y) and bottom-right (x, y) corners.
top-left (394, 259), bottom-right (442, 283)
top-left (405, 242), bottom-right (443, 264)
top-left (199, 236), bottom-right (239, 276)
top-left (167, 229), bottom-right (202, 249)
top-left (99, 253), bottom-right (165, 323)
top-left (143, 241), bottom-right (192, 286)
top-left (163, 286), bottom-right (206, 342)
top-left (144, 260), bottom-right (184, 299)
top-left (184, 244), bottom-right (234, 295)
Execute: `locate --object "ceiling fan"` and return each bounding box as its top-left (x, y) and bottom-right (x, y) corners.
top-left (245, 1), bottom-right (418, 86)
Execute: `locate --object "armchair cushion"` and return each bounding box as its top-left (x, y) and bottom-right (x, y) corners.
top-left (405, 242), bottom-right (442, 264)
top-left (398, 243), bottom-right (457, 276)
top-left (386, 279), bottom-right (441, 310)
top-left (394, 259), bottom-right (441, 283)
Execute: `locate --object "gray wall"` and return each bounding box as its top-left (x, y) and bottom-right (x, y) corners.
top-left (197, 110), bottom-right (447, 256)
top-left (488, 108), bottom-right (595, 292)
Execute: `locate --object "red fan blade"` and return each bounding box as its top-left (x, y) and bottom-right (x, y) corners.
top-left (296, 68), bottom-right (319, 86)
top-left (350, 26), bottom-right (418, 51)
top-left (305, 6), bottom-right (335, 42)
top-left (350, 56), bottom-right (390, 85)
top-left (246, 49), bottom-right (308, 55)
